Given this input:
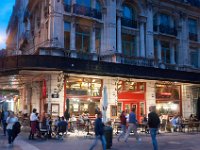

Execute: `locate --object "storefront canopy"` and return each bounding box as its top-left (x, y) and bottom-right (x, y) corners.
top-left (0, 55), bottom-right (200, 84)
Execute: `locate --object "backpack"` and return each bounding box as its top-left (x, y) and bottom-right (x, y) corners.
top-left (13, 121), bottom-right (21, 135)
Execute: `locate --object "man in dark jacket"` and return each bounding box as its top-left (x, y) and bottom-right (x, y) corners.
top-left (89, 111), bottom-right (106, 150)
top-left (148, 106), bottom-right (160, 150)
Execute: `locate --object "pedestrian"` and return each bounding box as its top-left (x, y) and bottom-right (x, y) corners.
top-left (124, 108), bottom-right (141, 142)
top-left (29, 108), bottom-right (38, 140)
top-left (148, 106), bottom-right (160, 150)
top-left (64, 109), bottom-right (70, 122)
top-left (117, 111), bottom-right (126, 141)
top-left (6, 111), bottom-right (18, 147)
top-left (1, 109), bottom-right (9, 136)
top-left (89, 111), bottom-right (106, 150)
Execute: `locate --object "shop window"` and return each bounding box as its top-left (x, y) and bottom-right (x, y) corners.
top-left (156, 83), bottom-right (181, 115)
top-left (117, 102), bottom-right (122, 115)
top-left (125, 104), bottom-right (131, 114)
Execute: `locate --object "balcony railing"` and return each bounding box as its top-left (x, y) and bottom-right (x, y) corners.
top-left (121, 18), bottom-right (137, 28)
top-left (64, 4), bottom-right (71, 12)
top-left (73, 4), bottom-right (102, 20)
top-left (101, 53), bottom-right (157, 67)
top-left (154, 25), bottom-right (177, 36)
top-left (189, 33), bottom-right (198, 41)
top-left (159, 25), bottom-right (177, 36)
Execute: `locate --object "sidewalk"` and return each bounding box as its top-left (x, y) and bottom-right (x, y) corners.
top-left (0, 130), bottom-right (200, 150)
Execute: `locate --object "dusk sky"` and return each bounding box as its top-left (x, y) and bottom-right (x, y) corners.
top-left (0, 0), bottom-right (15, 49)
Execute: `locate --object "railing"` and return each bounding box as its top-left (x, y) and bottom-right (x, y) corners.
top-left (189, 33), bottom-right (198, 41)
top-left (101, 53), bottom-right (157, 67)
top-left (158, 25), bottom-right (177, 36)
top-left (63, 3), bottom-right (71, 12)
top-left (121, 17), bottom-right (137, 28)
top-left (73, 4), bottom-right (102, 20)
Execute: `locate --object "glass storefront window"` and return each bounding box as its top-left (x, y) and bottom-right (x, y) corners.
top-left (69, 99), bottom-right (100, 116)
top-left (66, 77), bottom-right (102, 97)
top-left (156, 83), bottom-right (181, 115)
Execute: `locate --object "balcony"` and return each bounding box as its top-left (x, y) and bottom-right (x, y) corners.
top-left (101, 53), bottom-right (156, 67)
top-left (154, 25), bottom-right (177, 36)
top-left (64, 4), bottom-right (71, 12)
top-left (189, 33), bottom-right (198, 41)
top-left (73, 4), bottom-right (102, 20)
top-left (121, 18), bottom-right (137, 29)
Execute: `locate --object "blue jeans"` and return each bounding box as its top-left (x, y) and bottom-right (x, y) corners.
top-left (118, 125), bottom-right (126, 140)
top-left (89, 135), bottom-right (106, 150)
top-left (2, 120), bottom-right (7, 135)
top-left (149, 128), bottom-right (158, 150)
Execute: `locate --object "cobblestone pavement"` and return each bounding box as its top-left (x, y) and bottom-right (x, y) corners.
top-left (0, 130), bottom-right (200, 150)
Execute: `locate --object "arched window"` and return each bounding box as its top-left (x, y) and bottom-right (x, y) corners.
top-left (122, 5), bottom-right (135, 20)
top-left (76, 0), bottom-right (91, 7)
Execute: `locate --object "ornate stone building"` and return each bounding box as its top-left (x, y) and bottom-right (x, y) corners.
top-left (2, 0), bottom-right (200, 121)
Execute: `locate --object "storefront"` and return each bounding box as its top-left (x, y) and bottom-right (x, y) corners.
top-left (117, 81), bottom-right (146, 122)
top-left (155, 82), bottom-right (182, 116)
top-left (65, 76), bottom-right (103, 117)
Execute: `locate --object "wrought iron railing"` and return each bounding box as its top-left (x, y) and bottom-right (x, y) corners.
top-left (73, 4), bottom-right (102, 20)
top-left (121, 17), bottom-right (137, 28)
top-left (158, 25), bottom-right (177, 36)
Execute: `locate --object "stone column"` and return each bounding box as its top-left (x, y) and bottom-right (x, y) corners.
top-left (146, 3), bottom-right (154, 58)
top-left (70, 18), bottom-right (76, 50)
top-left (117, 10), bottom-right (122, 53)
top-left (170, 43), bottom-right (175, 64)
top-left (90, 26), bottom-right (96, 53)
top-left (139, 16), bottom-right (146, 57)
top-left (157, 40), bottom-right (162, 62)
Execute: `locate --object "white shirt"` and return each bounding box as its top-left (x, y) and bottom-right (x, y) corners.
top-left (30, 113), bottom-right (38, 121)
top-left (6, 117), bottom-right (18, 130)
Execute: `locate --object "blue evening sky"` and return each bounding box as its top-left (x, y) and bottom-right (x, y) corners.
top-left (0, 0), bottom-right (15, 49)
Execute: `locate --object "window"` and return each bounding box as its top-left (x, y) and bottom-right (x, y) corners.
top-left (160, 14), bottom-right (170, 26)
top-left (122, 33), bottom-right (136, 57)
top-left (161, 42), bottom-right (170, 63)
top-left (96, 0), bottom-right (101, 11)
top-left (76, 25), bottom-right (90, 52)
top-left (77, 0), bottom-right (91, 7)
top-left (190, 49), bottom-right (199, 68)
top-left (95, 28), bottom-right (101, 54)
top-left (188, 18), bottom-right (197, 34)
top-left (64, 22), bottom-right (70, 50)
top-left (64, 0), bottom-right (70, 4)
top-left (123, 5), bottom-right (135, 20)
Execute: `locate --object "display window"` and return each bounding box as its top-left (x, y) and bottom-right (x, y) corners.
top-left (65, 76), bottom-right (102, 116)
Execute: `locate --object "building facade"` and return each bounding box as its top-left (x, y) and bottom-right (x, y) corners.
top-left (2, 0), bottom-right (200, 122)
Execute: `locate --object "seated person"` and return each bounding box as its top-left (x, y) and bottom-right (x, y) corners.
top-left (54, 116), bottom-right (60, 131)
top-left (170, 115), bottom-right (180, 132)
top-left (57, 116), bottom-right (68, 134)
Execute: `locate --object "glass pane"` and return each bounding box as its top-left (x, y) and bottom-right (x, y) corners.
top-left (123, 5), bottom-right (134, 20)
top-left (64, 0), bottom-right (70, 5)
top-left (140, 102), bottom-right (145, 116)
top-left (191, 51), bottom-right (198, 68)
top-left (76, 34), bottom-right (82, 50)
top-left (64, 22), bottom-right (70, 32)
top-left (77, 0), bottom-right (91, 7)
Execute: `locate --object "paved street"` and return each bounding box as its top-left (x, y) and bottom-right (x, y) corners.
top-left (1, 130), bottom-right (200, 150)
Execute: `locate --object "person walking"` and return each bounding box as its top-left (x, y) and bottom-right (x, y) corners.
top-left (6, 111), bottom-right (18, 147)
top-left (29, 108), bottom-right (38, 140)
top-left (124, 108), bottom-right (141, 142)
top-left (148, 106), bottom-right (160, 150)
top-left (117, 111), bottom-right (126, 141)
top-left (89, 111), bottom-right (106, 150)
top-left (1, 109), bottom-right (9, 136)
